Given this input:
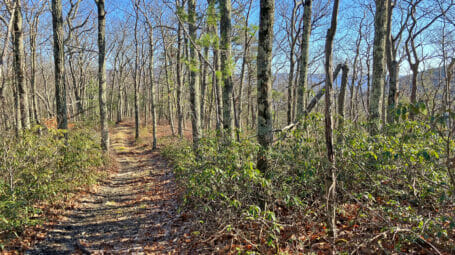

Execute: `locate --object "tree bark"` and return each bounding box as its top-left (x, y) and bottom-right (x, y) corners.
top-left (207, 0), bottom-right (223, 132)
top-left (257, 0), bottom-right (275, 172)
top-left (133, 3), bottom-right (140, 139)
top-left (386, 0), bottom-right (398, 123)
top-left (236, 0), bottom-right (253, 140)
top-left (338, 64), bottom-right (349, 130)
top-left (29, 9), bottom-right (42, 125)
top-left (220, 0), bottom-right (234, 139)
top-left (13, 0), bottom-right (30, 130)
top-left (176, 4), bottom-right (184, 138)
top-left (369, 0), bottom-right (389, 134)
top-left (149, 29), bottom-right (157, 148)
top-left (297, 0), bottom-right (312, 118)
top-left (96, 0), bottom-right (109, 151)
top-left (51, 0), bottom-right (68, 130)
top-left (286, 1), bottom-right (299, 125)
top-left (324, 0), bottom-right (340, 240)
top-left (163, 35), bottom-right (175, 136)
top-left (188, 0), bottom-right (202, 150)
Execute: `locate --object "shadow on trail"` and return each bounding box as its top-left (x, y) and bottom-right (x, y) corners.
top-left (27, 122), bottom-right (183, 254)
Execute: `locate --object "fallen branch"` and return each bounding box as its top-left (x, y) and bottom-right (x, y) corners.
top-left (350, 228), bottom-right (442, 255)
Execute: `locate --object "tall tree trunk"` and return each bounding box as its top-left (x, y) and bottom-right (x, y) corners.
top-left (133, 4), bottom-right (140, 139)
top-left (236, 0), bottom-right (252, 140)
top-left (369, 0), bottom-right (389, 134)
top-left (206, 0), bottom-right (223, 132)
top-left (51, 0), bottom-right (67, 130)
top-left (387, 60), bottom-right (399, 122)
top-left (350, 19), bottom-right (362, 120)
top-left (0, 2), bottom-right (15, 130)
top-left (220, 0), bottom-right (234, 139)
top-left (163, 41), bottom-right (175, 136)
top-left (410, 65), bottom-right (418, 106)
top-left (188, 0), bottom-right (202, 150)
top-left (246, 68), bottom-right (253, 128)
top-left (96, 0), bottom-right (109, 151)
top-left (176, 8), bottom-right (184, 138)
top-left (286, 1), bottom-right (299, 125)
top-left (324, 0), bottom-right (340, 240)
top-left (338, 64), bottom-right (349, 130)
top-left (13, 0), bottom-right (30, 130)
top-left (14, 78), bottom-right (22, 136)
top-left (287, 46), bottom-right (296, 125)
top-left (116, 81), bottom-right (123, 123)
top-left (200, 46), bottom-right (209, 129)
top-left (386, 0), bottom-right (398, 123)
top-left (30, 21), bottom-right (40, 124)
top-left (257, 0), bottom-right (275, 172)
top-left (214, 43), bottom-right (223, 131)
top-left (297, 0), bottom-right (312, 118)
top-left (149, 28), bottom-right (157, 149)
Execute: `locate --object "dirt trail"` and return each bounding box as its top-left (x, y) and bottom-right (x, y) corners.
top-left (27, 122), bottom-right (184, 254)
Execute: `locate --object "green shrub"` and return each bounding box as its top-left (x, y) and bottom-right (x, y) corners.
top-left (162, 113), bottom-right (455, 252)
top-left (0, 126), bottom-right (106, 241)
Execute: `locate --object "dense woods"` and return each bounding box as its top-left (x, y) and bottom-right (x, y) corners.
top-left (1, 0), bottom-right (455, 253)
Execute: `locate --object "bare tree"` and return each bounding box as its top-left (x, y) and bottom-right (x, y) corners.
top-left (95, 0), bottom-right (109, 151)
top-left (235, 0), bottom-right (254, 140)
top-left (257, 0), bottom-right (275, 172)
top-left (188, 0), bottom-right (202, 150)
top-left (25, 0), bottom-right (45, 125)
top-left (13, 0), bottom-right (29, 130)
top-left (176, 0), bottom-right (184, 137)
top-left (52, 0), bottom-right (68, 130)
top-left (324, 0), bottom-right (340, 239)
top-left (368, 0), bottom-right (389, 134)
top-left (138, 0), bottom-right (158, 148)
top-left (220, 0), bottom-right (234, 139)
top-left (297, 0), bottom-right (312, 119)
top-left (133, 1), bottom-right (140, 139)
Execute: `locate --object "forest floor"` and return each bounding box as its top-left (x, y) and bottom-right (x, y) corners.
top-left (24, 122), bottom-right (190, 254)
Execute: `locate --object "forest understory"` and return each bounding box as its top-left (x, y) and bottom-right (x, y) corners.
top-left (2, 120), bottom-right (453, 254)
top-left (2, 0), bottom-right (455, 254)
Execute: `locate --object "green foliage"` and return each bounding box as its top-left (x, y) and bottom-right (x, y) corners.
top-left (0, 126), bottom-right (106, 240)
top-left (163, 111), bottom-right (454, 252)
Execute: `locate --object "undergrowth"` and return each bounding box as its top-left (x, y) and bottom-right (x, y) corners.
top-left (162, 112), bottom-right (455, 254)
top-left (0, 125), bottom-right (107, 247)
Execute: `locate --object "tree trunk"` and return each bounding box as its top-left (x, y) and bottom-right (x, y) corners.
top-left (163, 41), bottom-right (175, 136)
top-left (133, 4), bottom-right (140, 139)
top-left (338, 64), bottom-right (349, 130)
top-left (176, 3), bottom-right (184, 138)
top-left (207, 0), bottom-right (223, 132)
top-left (287, 48), bottom-right (296, 125)
top-left (149, 28), bottom-right (157, 149)
top-left (324, 0), bottom-right (340, 240)
top-left (188, 0), bottom-right (202, 150)
top-left (200, 46), bottom-right (209, 129)
top-left (51, 0), bottom-right (67, 130)
top-left (297, 0), bottom-right (312, 118)
top-left (410, 65), bottom-right (418, 106)
top-left (387, 60), bottom-right (399, 122)
top-left (257, 0), bottom-right (275, 172)
top-left (220, 0), bottom-right (234, 139)
top-left (13, 0), bottom-right (30, 130)
top-left (96, 0), bottom-right (109, 151)
top-left (386, 0), bottom-right (398, 123)
top-left (14, 78), bottom-right (22, 136)
top-left (236, 0), bottom-right (252, 140)
top-left (214, 46), bottom-right (223, 132)
top-left (30, 22), bottom-right (40, 124)
top-left (369, 0), bottom-right (389, 134)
